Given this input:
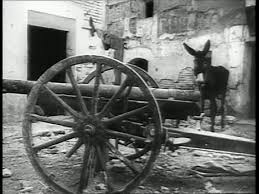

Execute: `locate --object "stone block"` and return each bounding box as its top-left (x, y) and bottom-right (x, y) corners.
top-left (3, 93), bottom-right (27, 123)
top-left (228, 26), bottom-right (246, 42)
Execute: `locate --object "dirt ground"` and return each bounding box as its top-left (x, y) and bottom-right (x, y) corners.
top-left (3, 117), bottom-right (255, 194)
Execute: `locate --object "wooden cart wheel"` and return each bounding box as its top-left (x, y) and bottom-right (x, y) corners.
top-left (22, 55), bottom-right (162, 194)
top-left (80, 63), bottom-right (159, 160)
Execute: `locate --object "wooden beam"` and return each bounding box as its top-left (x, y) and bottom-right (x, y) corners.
top-left (167, 127), bottom-right (255, 155)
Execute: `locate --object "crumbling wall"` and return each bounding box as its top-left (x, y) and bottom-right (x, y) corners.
top-left (106, 0), bottom-right (252, 116)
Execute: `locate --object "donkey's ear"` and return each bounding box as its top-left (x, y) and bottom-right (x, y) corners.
top-left (183, 43), bottom-right (197, 56)
top-left (202, 40), bottom-right (210, 54)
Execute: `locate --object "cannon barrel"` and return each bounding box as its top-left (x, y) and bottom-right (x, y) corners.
top-left (3, 79), bottom-right (200, 101)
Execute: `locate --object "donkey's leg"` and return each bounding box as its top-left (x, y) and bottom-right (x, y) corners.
top-left (210, 98), bottom-right (217, 132)
top-left (220, 94), bottom-right (226, 129)
top-left (196, 92), bottom-right (205, 131)
top-left (200, 97), bottom-right (205, 113)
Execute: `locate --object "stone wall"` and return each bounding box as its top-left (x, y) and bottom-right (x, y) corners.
top-left (106, 0), bottom-right (254, 117)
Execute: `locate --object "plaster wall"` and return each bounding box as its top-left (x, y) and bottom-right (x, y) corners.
top-left (3, 1), bottom-right (106, 122)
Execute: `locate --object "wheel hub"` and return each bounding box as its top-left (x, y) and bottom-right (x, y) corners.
top-left (84, 124), bottom-right (96, 135)
top-left (78, 117), bottom-right (105, 139)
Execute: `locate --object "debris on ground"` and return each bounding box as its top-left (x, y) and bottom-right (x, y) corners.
top-left (160, 186), bottom-right (170, 193)
top-left (138, 185), bottom-right (145, 189)
top-left (204, 181), bottom-right (221, 193)
top-left (19, 180), bottom-right (32, 189)
top-left (19, 186), bottom-right (34, 193)
top-left (3, 168), bottom-right (12, 178)
top-left (53, 130), bottom-right (66, 135)
top-left (95, 183), bottom-right (106, 190)
top-left (3, 119), bottom-right (255, 194)
top-left (34, 131), bottom-right (52, 137)
top-left (189, 160), bottom-right (255, 177)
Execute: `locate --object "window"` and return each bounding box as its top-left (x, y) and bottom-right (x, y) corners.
top-left (145, 0), bottom-right (153, 18)
top-left (246, 6), bottom-right (255, 36)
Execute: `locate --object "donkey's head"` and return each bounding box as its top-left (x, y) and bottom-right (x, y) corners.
top-left (183, 40), bottom-right (211, 76)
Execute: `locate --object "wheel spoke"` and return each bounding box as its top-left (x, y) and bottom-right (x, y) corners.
top-left (123, 83), bottom-right (133, 98)
top-left (29, 114), bottom-right (75, 127)
top-left (33, 132), bottom-right (79, 152)
top-left (81, 65), bottom-right (113, 84)
top-left (96, 145), bottom-right (114, 192)
top-left (66, 138), bottom-right (83, 158)
top-left (106, 142), bottom-right (140, 175)
top-left (91, 63), bottom-right (102, 114)
top-left (66, 67), bottom-right (89, 116)
top-left (78, 143), bottom-right (96, 193)
top-left (100, 74), bottom-right (105, 84)
top-left (43, 85), bottom-right (81, 119)
top-left (98, 77), bottom-right (132, 118)
top-left (103, 105), bottom-right (150, 124)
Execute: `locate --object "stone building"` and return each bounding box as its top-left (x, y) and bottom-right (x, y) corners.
top-left (105, 0), bottom-right (255, 118)
top-left (3, 0), bottom-right (255, 122)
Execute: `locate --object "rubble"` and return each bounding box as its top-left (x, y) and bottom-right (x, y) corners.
top-left (34, 131), bottom-right (52, 137)
top-left (160, 186), bottom-right (170, 193)
top-left (169, 151), bottom-right (179, 157)
top-left (3, 168), bottom-right (12, 178)
top-left (110, 160), bottom-right (127, 173)
top-left (204, 181), bottom-right (221, 193)
top-left (53, 130), bottom-right (66, 135)
top-left (155, 165), bottom-right (164, 170)
top-left (19, 180), bottom-right (31, 189)
top-left (138, 185), bottom-right (145, 189)
top-left (19, 186), bottom-right (33, 193)
top-left (47, 148), bottom-right (59, 154)
top-left (95, 183), bottom-right (106, 190)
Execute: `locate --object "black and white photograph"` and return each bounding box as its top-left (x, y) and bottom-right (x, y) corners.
top-left (3, 0), bottom-right (255, 193)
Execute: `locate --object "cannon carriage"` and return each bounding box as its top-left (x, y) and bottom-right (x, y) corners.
top-left (3, 55), bottom-right (255, 194)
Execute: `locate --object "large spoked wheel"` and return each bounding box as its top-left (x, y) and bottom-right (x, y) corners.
top-left (22, 55), bottom-right (162, 194)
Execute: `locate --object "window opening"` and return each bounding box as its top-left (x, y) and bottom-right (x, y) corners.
top-left (145, 0), bottom-right (153, 18)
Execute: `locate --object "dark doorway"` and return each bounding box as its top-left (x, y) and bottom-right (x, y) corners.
top-left (28, 25), bottom-right (67, 116)
top-left (128, 58), bottom-right (148, 71)
top-left (145, 0), bottom-right (154, 18)
top-left (28, 25), bottom-right (67, 82)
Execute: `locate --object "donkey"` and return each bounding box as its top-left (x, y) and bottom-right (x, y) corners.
top-left (183, 40), bottom-right (229, 132)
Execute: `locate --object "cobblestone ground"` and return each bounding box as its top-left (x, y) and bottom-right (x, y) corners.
top-left (3, 117), bottom-right (255, 194)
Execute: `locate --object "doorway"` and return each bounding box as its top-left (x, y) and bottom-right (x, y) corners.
top-left (128, 58), bottom-right (148, 71)
top-left (27, 25), bottom-right (67, 82)
top-left (28, 25), bottom-right (68, 116)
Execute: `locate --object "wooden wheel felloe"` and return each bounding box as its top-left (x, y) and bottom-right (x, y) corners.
top-left (80, 63), bottom-right (159, 88)
top-left (22, 55), bottom-right (162, 194)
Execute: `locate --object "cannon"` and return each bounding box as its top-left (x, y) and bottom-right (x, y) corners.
top-left (3, 55), bottom-right (255, 194)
